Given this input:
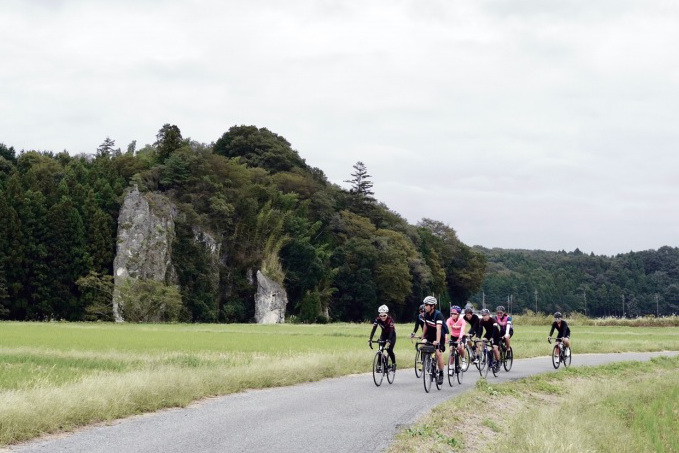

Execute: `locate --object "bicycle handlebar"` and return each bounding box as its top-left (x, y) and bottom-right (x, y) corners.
top-left (547, 337), bottom-right (564, 344)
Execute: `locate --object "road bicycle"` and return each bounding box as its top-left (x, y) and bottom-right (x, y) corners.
top-left (548, 337), bottom-right (571, 369)
top-left (470, 337), bottom-right (484, 372)
top-left (499, 337), bottom-right (513, 372)
top-left (369, 339), bottom-right (395, 386)
top-left (417, 341), bottom-right (443, 393)
top-left (479, 338), bottom-right (499, 378)
top-left (447, 340), bottom-right (464, 386)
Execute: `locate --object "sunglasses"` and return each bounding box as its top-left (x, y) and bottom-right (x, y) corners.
top-left (379, 314), bottom-right (387, 318)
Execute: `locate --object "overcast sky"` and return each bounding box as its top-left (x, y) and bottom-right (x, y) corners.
top-left (2, 0), bottom-right (678, 256)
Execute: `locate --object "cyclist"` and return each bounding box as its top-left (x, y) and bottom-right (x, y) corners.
top-left (479, 308), bottom-right (501, 372)
top-left (369, 305), bottom-right (397, 371)
top-left (495, 305), bottom-right (514, 352)
top-left (409, 304), bottom-right (426, 339)
top-left (463, 307), bottom-right (482, 364)
top-left (446, 305), bottom-right (467, 374)
top-left (421, 295), bottom-right (448, 385)
top-left (549, 312), bottom-right (571, 361)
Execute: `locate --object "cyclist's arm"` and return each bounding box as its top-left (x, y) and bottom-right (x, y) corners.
top-left (436, 322), bottom-right (442, 344)
top-left (369, 323), bottom-right (378, 341)
top-left (412, 317), bottom-right (420, 334)
top-left (549, 323), bottom-right (555, 337)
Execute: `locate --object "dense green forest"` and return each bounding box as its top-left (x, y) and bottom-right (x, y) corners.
top-left (0, 125), bottom-right (486, 323)
top-left (470, 246), bottom-right (679, 317)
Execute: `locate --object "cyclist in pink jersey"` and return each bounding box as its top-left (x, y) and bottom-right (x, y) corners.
top-left (446, 305), bottom-right (467, 370)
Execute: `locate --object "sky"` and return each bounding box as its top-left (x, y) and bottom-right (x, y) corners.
top-left (1, 0), bottom-right (678, 256)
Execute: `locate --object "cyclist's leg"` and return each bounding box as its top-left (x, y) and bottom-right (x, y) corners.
top-left (386, 337), bottom-right (396, 368)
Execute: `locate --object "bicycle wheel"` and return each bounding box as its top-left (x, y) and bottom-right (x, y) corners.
top-left (462, 344), bottom-right (471, 372)
top-left (552, 346), bottom-right (561, 369)
top-left (456, 353), bottom-right (464, 384)
top-left (503, 347), bottom-right (513, 372)
top-left (481, 350), bottom-right (489, 378)
top-left (422, 353), bottom-right (432, 393)
top-left (434, 359), bottom-right (442, 391)
top-left (563, 347), bottom-right (571, 368)
top-left (386, 354), bottom-right (396, 384)
top-left (491, 355), bottom-right (498, 377)
top-left (447, 351), bottom-right (455, 387)
top-left (372, 352), bottom-right (384, 386)
top-left (414, 348), bottom-right (422, 378)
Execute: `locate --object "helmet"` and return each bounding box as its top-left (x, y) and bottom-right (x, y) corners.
top-left (464, 307), bottom-right (473, 314)
top-left (423, 296), bottom-right (437, 306)
top-left (378, 305), bottom-right (389, 314)
top-left (481, 308), bottom-right (490, 316)
top-left (554, 311), bottom-right (562, 319)
top-left (419, 304), bottom-right (425, 312)
top-left (496, 306), bottom-right (505, 313)
top-left (450, 305), bottom-right (461, 314)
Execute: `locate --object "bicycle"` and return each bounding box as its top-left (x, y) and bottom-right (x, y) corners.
top-left (499, 337), bottom-right (513, 372)
top-left (447, 340), bottom-right (464, 385)
top-left (479, 338), bottom-right (499, 378)
top-left (417, 341), bottom-right (442, 393)
top-left (369, 339), bottom-right (395, 386)
top-left (548, 337), bottom-right (571, 369)
top-left (470, 337), bottom-right (484, 372)
top-left (412, 336), bottom-right (424, 378)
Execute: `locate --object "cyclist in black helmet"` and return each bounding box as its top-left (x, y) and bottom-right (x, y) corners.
top-left (549, 312), bottom-right (571, 362)
top-left (410, 304), bottom-right (426, 339)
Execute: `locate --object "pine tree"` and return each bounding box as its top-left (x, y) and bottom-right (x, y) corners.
top-left (344, 161), bottom-right (375, 201)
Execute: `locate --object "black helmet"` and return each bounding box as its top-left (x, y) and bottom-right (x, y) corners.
top-left (554, 311), bottom-right (562, 319)
top-left (496, 305), bottom-right (505, 313)
top-left (419, 304), bottom-right (425, 312)
top-left (464, 307), bottom-right (473, 314)
top-left (481, 308), bottom-right (490, 316)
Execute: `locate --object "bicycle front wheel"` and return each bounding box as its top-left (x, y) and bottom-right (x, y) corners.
top-left (481, 350), bottom-right (489, 378)
top-left (434, 359), bottom-right (442, 391)
top-left (373, 353), bottom-right (385, 386)
top-left (386, 355), bottom-right (396, 384)
top-left (462, 344), bottom-right (471, 372)
top-left (456, 354), bottom-right (464, 384)
top-left (414, 348), bottom-right (422, 378)
top-left (552, 346), bottom-right (561, 369)
top-left (447, 352), bottom-right (455, 387)
top-left (503, 347), bottom-right (513, 372)
top-left (422, 353), bottom-right (432, 393)
top-left (563, 348), bottom-right (571, 368)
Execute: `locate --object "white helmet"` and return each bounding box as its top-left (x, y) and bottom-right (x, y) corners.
top-left (378, 304), bottom-right (389, 314)
top-left (423, 296), bottom-right (437, 306)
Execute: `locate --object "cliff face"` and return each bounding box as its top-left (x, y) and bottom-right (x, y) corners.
top-left (112, 186), bottom-right (177, 322)
top-left (255, 270), bottom-right (287, 324)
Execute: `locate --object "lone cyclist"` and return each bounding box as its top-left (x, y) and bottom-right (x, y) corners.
top-left (549, 311), bottom-right (571, 360)
top-left (369, 305), bottom-right (397, 371)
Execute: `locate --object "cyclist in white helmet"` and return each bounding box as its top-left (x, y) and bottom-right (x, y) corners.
top-left (369, 304), bottom-right (397, 371)
top-left (421, 296), bottom-right (449, 385)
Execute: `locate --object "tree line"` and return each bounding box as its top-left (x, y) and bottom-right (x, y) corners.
top-left (0, 126), bottom-right (486, 323)
top-left (471, 246), bottom-right (679, 317)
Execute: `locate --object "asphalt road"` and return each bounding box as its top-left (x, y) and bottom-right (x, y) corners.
top-left (6, 351), bottom-right (678, 453)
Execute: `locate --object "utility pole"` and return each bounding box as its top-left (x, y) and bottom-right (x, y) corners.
top-left (482, 291), bottom-right (485, 310)
top-left (534, 289), bottom-right (538, 314)
top-left (656, 294), bottom-right (659, 317)
top-left (622, 294), bottom-right (625, 318)
top-left (582, 288), bottom-right (587, 317)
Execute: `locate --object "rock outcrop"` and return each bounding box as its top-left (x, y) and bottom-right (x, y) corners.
top-left (255, 270), bottom-right (287, 324)
top-left (112, 186), bottom-right (177, 322)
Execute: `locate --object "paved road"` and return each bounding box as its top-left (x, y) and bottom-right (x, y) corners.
top-left (7, 351), bottom-right (677, 453)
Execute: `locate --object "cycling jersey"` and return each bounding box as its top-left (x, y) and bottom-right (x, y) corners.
top-left (496, 314), bottom-right (513, 337)
top-left (370, 316), bottom-right (396, 344)
top-left (423, 309), bottom-right (448, 348)
top-left (446, 316), bottom-right (467, 342)
top-left (479, 316), bottom-right (501, 344)
top-left (549, 320), bottom-right (571, 339)
top-left (464, 313), bottom-right (481, 338)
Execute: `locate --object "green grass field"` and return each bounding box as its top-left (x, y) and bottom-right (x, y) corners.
top-left (1, 320), bottom-right (678, 446)
top-left (390, 355), bottom-right (679, 453)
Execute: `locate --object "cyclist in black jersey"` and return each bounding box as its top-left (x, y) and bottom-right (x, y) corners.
top-left (421, 296), bottom-right (448, 385)
top-left (369, 304), bottom-right (397, 370)
top-left (463, 307), bottom-right (481, 363)
top-left (410, 304), bottom-right (426, 339)
top-left (479, 308), bottom-right (501, 371)
top-left (549, 312), bottom-right (571, 358)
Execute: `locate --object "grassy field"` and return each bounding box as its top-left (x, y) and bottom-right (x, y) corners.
top-left (389, 355), bottom-right (679, 453)
top-left (1, 320), bottom-right (679, 446)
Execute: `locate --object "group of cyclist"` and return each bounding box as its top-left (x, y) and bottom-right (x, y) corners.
top-left (369, 295), bottom-right (572, 384)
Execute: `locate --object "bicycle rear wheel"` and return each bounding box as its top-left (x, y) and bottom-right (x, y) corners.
top-left (422, 353), bottom-right (433, 393)
top-left (414, 348), bottom-right (422, 378)
top-left (552, 346), bottom-right (561, 369)
top-left (372, 353), bottom-right (385, 386)
top-left (503, 347), bottom-right (513, 372)
top-left (462, 344), bottom-right (471, 372)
